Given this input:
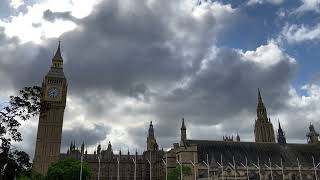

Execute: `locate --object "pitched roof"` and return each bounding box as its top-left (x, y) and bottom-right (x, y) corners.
top-left (186, 139), bottom-right (320, 167)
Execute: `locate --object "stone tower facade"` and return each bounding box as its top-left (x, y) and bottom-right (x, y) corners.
top-left (147, 121), bottom-right (158, 151)
top-left (33, 42), bottom-right (67, 174)
top-left (277, 121), bottom-right (286, 144)
top-left (254, 89), bottom-right (275, 142)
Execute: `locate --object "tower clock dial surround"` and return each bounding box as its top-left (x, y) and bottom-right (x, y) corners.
top-left (47, 86), bottom-right (61, 99)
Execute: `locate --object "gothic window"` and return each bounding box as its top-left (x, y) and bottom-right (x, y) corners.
top-left (292, 174), bottom-right (296, 180)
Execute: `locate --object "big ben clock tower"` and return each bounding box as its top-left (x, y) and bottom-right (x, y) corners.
top-left (33, 41), bottom-right (67, 174)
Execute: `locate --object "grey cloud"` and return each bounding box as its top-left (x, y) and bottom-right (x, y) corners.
top-left (0, 0), bottom-right (11, 18)
top-left (43, 9), bottom-right (78, 23)
top-left (0, 0), bottom-right (311, 156)
top-left (32, 22), bottom-right (42, 28)
top-left (61, 123), bottom-right (111, 151)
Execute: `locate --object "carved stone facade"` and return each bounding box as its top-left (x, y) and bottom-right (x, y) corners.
top-left (254, 89), bottom-right (275, 143)
top-left (33, 42), bottom-right (67, 175)
top-left (32, 44), bottom-right (320, 180)
top-left (61, 123), bottom-right (165, 180)
top-left (173, 137), bottom-right (320, 180)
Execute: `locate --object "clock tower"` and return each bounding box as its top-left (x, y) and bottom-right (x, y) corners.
top-left (33, 41), bottom-right (67, 174)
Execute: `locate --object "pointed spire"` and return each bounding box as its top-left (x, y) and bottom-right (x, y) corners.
top-left (256, 88), bottom-right (268, 119)
top-left (97, 144), bottom-right (101, 155)
top-left (148, 121), bottom-right (154, 137)
top-left (181, 118), bottom-right (186, 130)
top-left (81, 142), bottom-right (84, 154)
top-left (53, 38), bottom-right (63, 61)
top-left (257, 88), bottom-right (266, 111)
top-left (236, 133), bottom-right (240, 142)
top-left (107, 141), bottom-right (112, 151)
top-left (258, 88), bottom-right (263, 103)
top-left (278, 120), bottom-right (282, 130)
top-left (69, 141), bottom-right (73, 151)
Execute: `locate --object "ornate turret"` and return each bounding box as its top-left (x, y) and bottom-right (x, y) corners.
top-left (254, 89), bottom-right (275, 143)
top-left (236, 134), bottom-right (240, 142)
top-left (147, 121), bottom-right (158, 151)
top-left (81, 142), bottom-right (85, 155)
top-left (181, 118), bottom-right (187, 142)
top-left (107, 141), bottom-right (113, 152)
top-left (277, 121), bottom-right (286, 145)
top-left (307, 123), bottom-right (319, 144)
top-left (223, 135), bottom-right (233, 142)
top-left (97, 144), bottom-right (101, 156)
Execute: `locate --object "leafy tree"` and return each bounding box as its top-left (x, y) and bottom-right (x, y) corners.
top-left (168, 165), bottom-right (192, 180)
top-left (45, 158), bottom-right (92, 180)
top-left (17, 169), bottom-right (44, 180)
top-left (0, 86), bottom-right (41, 180)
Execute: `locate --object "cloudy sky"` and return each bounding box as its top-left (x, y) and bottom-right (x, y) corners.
top-left (1, 0), bottom-right (320, 158)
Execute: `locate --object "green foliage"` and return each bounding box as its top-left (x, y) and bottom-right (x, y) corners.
top-left (45, 158), bottom-right (91, 180)
top-left (168, 165), bottom-right (192, 180)
top-left (17, 170), bottom-right (44, 180)
top-left (0, 86), bottom-right (41, 180)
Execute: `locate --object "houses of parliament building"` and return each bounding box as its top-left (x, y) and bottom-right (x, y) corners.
top-left (33, 44), bottom-right (320, 179)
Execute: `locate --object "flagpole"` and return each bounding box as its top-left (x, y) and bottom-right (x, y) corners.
top-left (297, 158), bottom-right (302, 180)
top-left (280, 158), bottom-right (284, 180)
top-left (258, 158), bottom-right (261, 180)
top-left (132, 156), bottom-right (136, 180)
top-left (147, 152), bottom-right (152, 180)
top-left (269, 158), bottom-right (273, 180)
top-left (162, 153), bottom-right (168, 180)
top-left (117, 157), bottom-right (120, 180)
top-left (221, 154), bottom-right (223, 180)
top-left (97, 144), bottom-right (101, 180)
top-left (245, 157), bottom-right (249, 180)
top-left (313, 156), bottom-right (318, 180)
top-left (177, 159), bottom-right (183, 180)
top-left (80, 151), bottom-right (83, 180)
top-left (189, 152), bottom-right (196, 180)
top-left (233, 156), bottom-right (236, 180)
top-left (203, 154), bottom-right (210, 180)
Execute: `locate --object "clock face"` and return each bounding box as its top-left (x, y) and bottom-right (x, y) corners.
top-left (47, 87), bottom-right (60, 98)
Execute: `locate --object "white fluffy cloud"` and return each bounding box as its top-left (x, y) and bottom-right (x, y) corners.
top-left (240, 40), bottom-right (295, 67)
top-left (247, 0), bottom-right (284, 5)
top-left (0, 0), bottom-right (319, 159)
top-left (0, 0), bottom-right (102, 43)
top-left (296, 0), bottom-right (320, 13)
top-left (281, 23), bottom-right (320, 43)
top-left (9, 0), bottom-right (24, 9)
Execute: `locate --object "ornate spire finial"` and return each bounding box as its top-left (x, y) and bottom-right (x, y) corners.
top-left (258, 88), bottom-right (263, 103)
top-left (181, 118), bottom-right (186, 130)
top-left (278, 120), bottom-right (282, 130)
top-left (53, 38), bottom-right (62, 60)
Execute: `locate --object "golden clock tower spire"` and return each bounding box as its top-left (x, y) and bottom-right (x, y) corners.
top-left (33, 41), bottom-right (68, 174)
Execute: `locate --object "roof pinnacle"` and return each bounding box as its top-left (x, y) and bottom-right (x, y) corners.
top-left (53, 38), bottom-right (63, 60)
top-left (181, 118), bottom-right (186, 130)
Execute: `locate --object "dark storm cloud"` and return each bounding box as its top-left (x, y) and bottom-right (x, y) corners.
top-left (43, 9), bottom-right (79, 23)
top-left (61, 123), bottom-right (110, 150)
top-left (153, 48), bottom-right (296, 124)
top-left (0, 0), bottom-right (310, 154)
top-left (147, 45), bottom-right (297, 145)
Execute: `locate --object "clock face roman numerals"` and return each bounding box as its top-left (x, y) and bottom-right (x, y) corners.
top-left (47, 87), bottom-right (60, 98)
